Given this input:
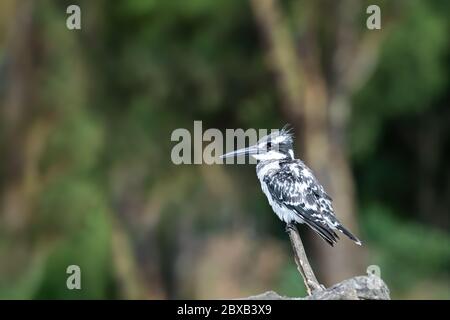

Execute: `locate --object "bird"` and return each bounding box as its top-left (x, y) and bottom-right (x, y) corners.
top-left (220, 125), bottom-right (362, 247)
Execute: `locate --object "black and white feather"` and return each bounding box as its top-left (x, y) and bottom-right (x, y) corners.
top-left (221, 125), bottom-right (361, 246)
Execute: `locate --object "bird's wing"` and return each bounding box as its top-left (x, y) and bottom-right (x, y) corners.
top-left (263, 161), bottom-right (340, 246)
top-left (297, 162), bottom-right (333, 202)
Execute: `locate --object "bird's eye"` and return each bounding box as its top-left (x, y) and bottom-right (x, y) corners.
top-left (266, 142), bottom-right (272, 149)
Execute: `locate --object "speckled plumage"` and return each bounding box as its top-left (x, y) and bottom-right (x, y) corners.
top-left (257, 158), bottom-right (361, 246)
top-left (254, 127), bottom-right (361, 246)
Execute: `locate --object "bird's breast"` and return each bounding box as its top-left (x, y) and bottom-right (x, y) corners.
top-left (258, 178), bottom-right (303, 225)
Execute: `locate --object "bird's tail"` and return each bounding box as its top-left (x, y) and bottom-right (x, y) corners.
top-left (304, 220), bottom-right (339, 246)
top-left (336, 224), bottom-right (362, 246)
top-left (293, 208), bottom-right (362, 246)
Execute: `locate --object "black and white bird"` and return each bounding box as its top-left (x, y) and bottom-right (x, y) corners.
top-left (220, 126), bottom-right (361, 246)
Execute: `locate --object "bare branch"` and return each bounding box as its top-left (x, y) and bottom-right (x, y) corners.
top-left (285, 223), bottom-right (324, 295)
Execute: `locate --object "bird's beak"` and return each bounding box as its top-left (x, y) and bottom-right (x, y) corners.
top-left (220, 145), bottom-right (259, 159)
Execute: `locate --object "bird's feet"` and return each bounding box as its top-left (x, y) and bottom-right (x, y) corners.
top-left (285, 223), bottom-right (296, 233)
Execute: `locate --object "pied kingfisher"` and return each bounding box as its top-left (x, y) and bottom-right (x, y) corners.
top-left (220, 126), bottom-right (361, 246)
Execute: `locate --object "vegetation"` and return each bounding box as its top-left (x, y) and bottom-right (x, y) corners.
top-left (0, 0), bottom-right (448, 299)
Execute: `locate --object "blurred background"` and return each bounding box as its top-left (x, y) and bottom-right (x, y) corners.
top-left (0, 0), bottom-right (449, 299)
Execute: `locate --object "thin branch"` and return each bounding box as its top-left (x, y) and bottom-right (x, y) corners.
top-left (285, 223), bottom-right (324, 295)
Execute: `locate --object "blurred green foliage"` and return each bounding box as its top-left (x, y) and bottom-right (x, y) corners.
top-left (363, 204), bottom-right (450, 298)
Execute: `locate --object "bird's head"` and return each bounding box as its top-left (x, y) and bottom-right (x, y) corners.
top-left (220, 125), bottom-right (294, 162)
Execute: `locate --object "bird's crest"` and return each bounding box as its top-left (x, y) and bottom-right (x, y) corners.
top-left (260, 124), bottom-right (294, 146)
